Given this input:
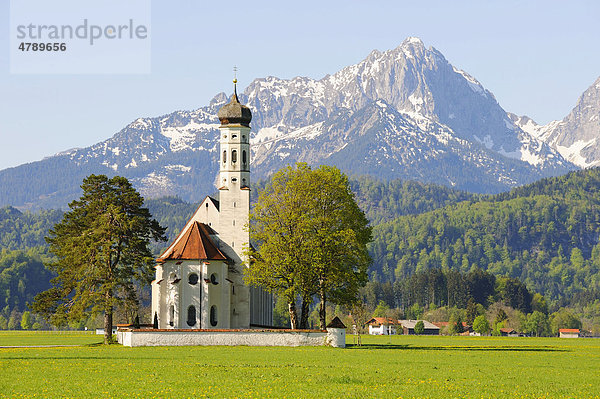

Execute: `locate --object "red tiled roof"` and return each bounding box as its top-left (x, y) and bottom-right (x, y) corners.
top-left (366, 317), bottom-right (398, 326)
top-left (499, 327), bottom-right (516, 333)
top-left (157, 221), bottom-right (228, 262)
top-left (559, 329), bottom-right (580, 333)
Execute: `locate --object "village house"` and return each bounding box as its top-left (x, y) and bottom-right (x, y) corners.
top-left (366, 317), bottom-right (398, 335)
top-left (559, 328), bottom-right (581, 338)
top-left (499, 327), bottom-right (518, 337)
top-left (398, 320), bottom-right (440, 335)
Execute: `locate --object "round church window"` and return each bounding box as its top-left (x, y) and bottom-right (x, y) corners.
top-left (210, 273), bottom-right (218, 285)
top-left (188, 273), bottom-right (198, 285)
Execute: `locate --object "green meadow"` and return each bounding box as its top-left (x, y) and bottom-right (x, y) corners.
top-left (0, 332), bottom-right (598, 398)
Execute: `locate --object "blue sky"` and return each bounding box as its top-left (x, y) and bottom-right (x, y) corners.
top-left (0, 0), bottom-right (598, 170)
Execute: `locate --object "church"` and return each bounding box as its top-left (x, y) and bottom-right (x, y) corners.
top-left (151, 81), bottom-right (272, 329)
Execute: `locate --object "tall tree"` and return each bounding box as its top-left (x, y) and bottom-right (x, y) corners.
top-left (32, 175), bottom-right (166, 344)
top-left (245, 164), bottom-right (371, 329)
top-left (524, 311), bottom-right (550, 337)
top-left (305, 166), bottom-right (372, 329)
top-left (244, 165), bottom-right (315, 328)
top-left (473, 315), bottom-right (490, 335)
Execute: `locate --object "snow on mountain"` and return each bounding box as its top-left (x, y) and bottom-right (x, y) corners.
top-left (0, 37), bottom-right (578, 210)
top-left (511, 76), bottom-right (600, 168)
top-left (243, 37), bottom-right (570, 172)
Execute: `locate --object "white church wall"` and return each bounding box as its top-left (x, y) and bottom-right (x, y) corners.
top-left (197, 260), bottom-right (230, 329)
top-left (195, 197), bottom-right (219, 228)
top-left (118, 328), bottom-right (345, 348)
top-left (166, 267), bottom-right (180, 328)
top-left (151, 265), bottom-right (163, 325)
top-left (219, 262), bottom-right (230, 329)
top-left (180, 262), bottom-right (202, 328)
top-left (231, 275), bottom-right (250, 328)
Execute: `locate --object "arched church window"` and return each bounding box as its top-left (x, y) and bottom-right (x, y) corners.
top-left (169, 305), bottom-right (175, 327)
top-left (188, 273), bottom-right (198, 285)
top-left (210, 306), bottom-right (218, 326)
top-left (232, 150), bottom-right (237, 163)
top-left (242, 150), bottom-right (247, 165)
top-left (210, 273), bottom-right (219, 285)
top-left (187, 306), bottom-right (196, 327)
top-left (223, 150), bottom-right (227, 163)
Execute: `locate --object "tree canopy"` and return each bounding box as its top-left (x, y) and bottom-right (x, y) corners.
top-left (245, 164), bottom-right (371, 329)
top-left (32, 175), bottom-right (165, 343)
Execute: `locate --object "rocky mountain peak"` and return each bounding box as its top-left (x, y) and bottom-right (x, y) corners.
top-left (0, 38), bottom-right (578, 210)
top-left (517, 75), bottom-right (600, 168)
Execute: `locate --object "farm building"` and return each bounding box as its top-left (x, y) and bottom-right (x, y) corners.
top-left (499, 327), bottom-right (518, 337)
top-left (398, 320), bottom-right (440, 335)
top-left (559, 329), bottom-right (580, 338)
top-left (95, 327), bottom-right (117, 335)
top-left (366, 317), bottom-right (398, 335)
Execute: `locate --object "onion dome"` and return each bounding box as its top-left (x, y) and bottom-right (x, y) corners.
top-left (218, 80), bottom-right (252, 127)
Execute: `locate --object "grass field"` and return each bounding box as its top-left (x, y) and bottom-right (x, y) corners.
top-left (0, 332), bottom-right (598, 398)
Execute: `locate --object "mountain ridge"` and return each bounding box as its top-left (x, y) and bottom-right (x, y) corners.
top-left (0, 37), bottom-right (582, 210)
top-left (511, 75), bottom-right (600, 168)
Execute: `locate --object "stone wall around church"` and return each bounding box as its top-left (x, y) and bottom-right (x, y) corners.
top-left (117, 328), bottom-right (346, 348)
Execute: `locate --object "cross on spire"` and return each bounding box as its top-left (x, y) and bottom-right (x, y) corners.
top-left (233, 65), bottom-right (238, 97)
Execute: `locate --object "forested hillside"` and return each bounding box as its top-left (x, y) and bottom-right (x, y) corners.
top-left (0, 176), bottom-right (471, 319)
top-left (255, 175), bottom-right (477, 226)
top-left (2, 170), bottom-right (600, 331)
top-left (0, 207), bottom-right (63, 250)
top-left (370, 168), bottom-right (600, 306)
top-left (349, 176), bottom-right (478, 225)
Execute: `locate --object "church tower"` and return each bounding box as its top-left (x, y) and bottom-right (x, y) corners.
top-left (216, 80), bottom-right (253, 328)
top-left (216, 80), bottom-right (251, 250)
top-left (216, 80), bottom-right (272, 327)
top-left (151, 79), bottom-right (272, 330)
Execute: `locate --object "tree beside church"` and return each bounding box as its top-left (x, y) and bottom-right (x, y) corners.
top-left (246, 163), bottom-right (371, 329)
top-left (32, 175), bottom-right (166, 344)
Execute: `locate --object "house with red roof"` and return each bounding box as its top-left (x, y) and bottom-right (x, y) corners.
top-left (499, 327), bottom-right (518, 337)
top-left (366, 317), bottom-right (398, 335)
top-left (559, 329), bottom-right (580, 338)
